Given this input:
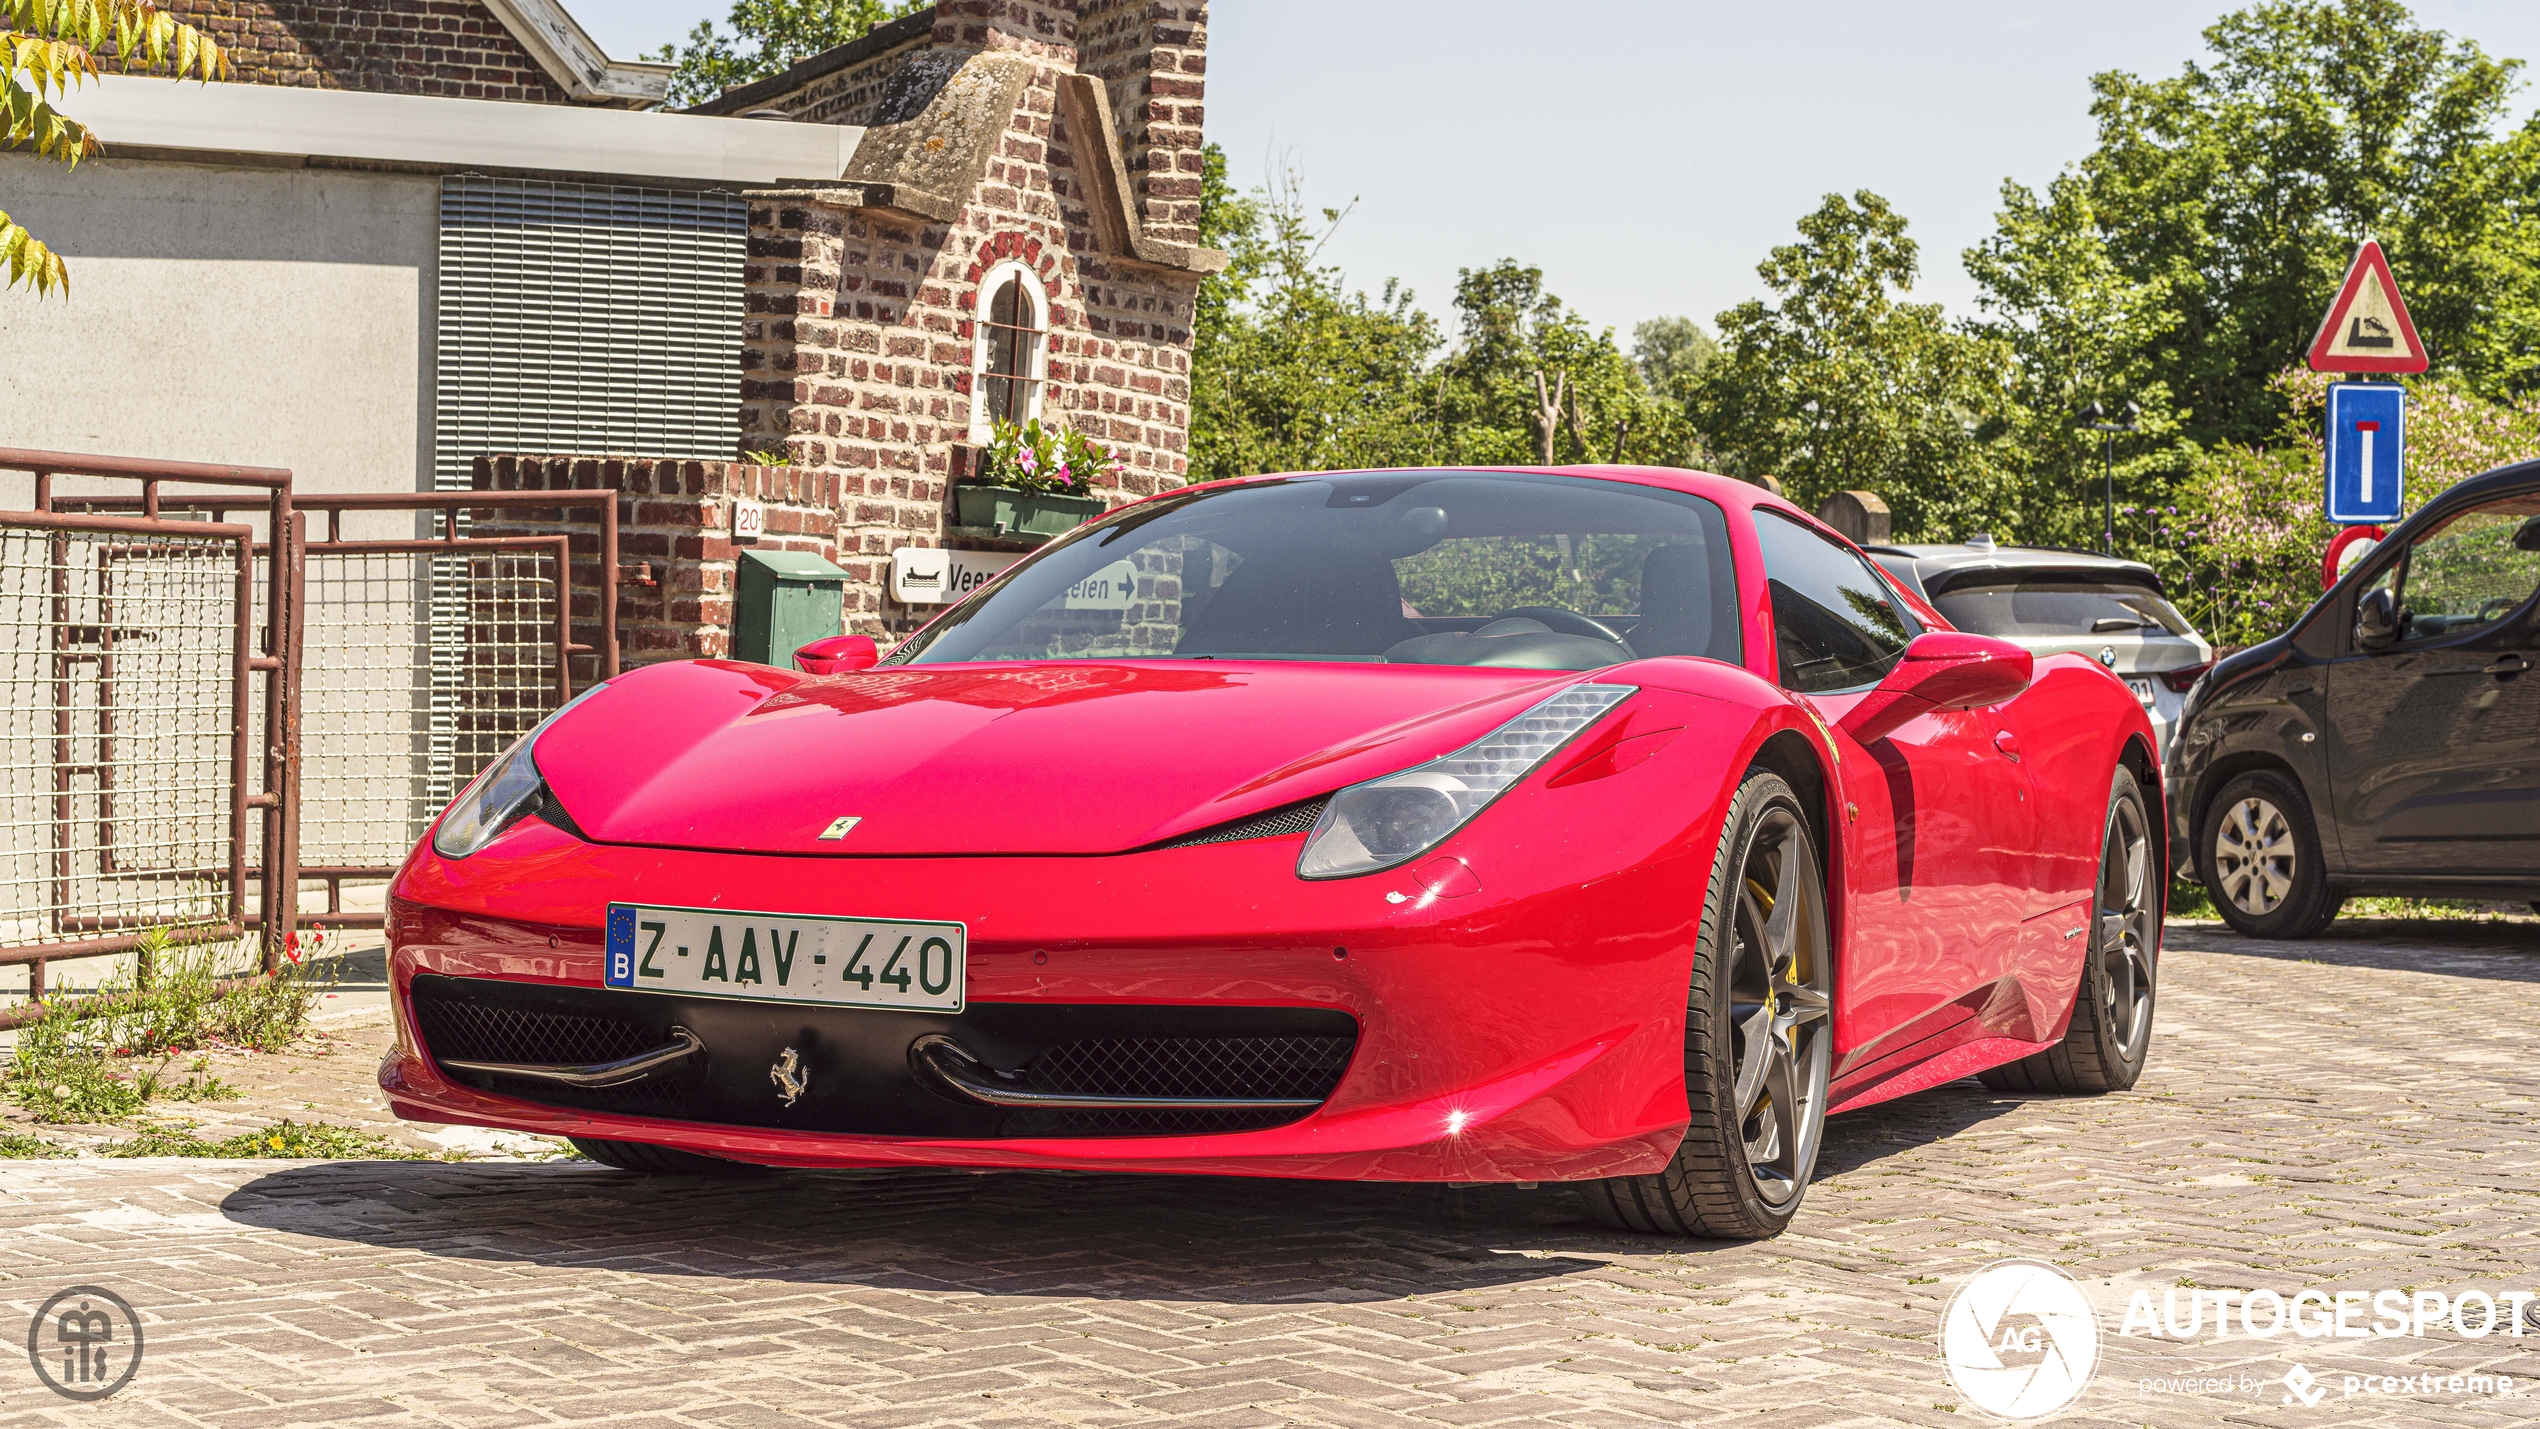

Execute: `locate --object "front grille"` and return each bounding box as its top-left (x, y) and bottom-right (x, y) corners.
top-left (1155, 798), bottom-right (1328, 850)
top-left (411, 981), bottom-right (690, 1107)
top-left (405, 974), bottom-right (1356, 1138)
top-left (1011, 1034), bottom-right (1357, 1136)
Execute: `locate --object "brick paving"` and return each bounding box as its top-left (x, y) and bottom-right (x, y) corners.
top-left (3, 917), bottom-right (2538, 1426)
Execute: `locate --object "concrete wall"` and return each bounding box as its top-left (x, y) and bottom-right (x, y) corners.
top-left (0, 153), bottom-right (436, 526)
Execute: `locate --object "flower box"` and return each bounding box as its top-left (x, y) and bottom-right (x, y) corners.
top-left (953, 485), bottom-right (1105, 539)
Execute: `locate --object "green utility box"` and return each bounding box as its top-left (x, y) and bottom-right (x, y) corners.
top-left (733, 549), bottom-right (853, 666)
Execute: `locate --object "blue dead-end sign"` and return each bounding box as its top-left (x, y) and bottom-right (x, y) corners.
top-left (2325, 382), bottom-right (2405, 525)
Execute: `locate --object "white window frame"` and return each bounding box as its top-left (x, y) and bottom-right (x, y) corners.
top-left (969, 259), bottom-right (1050, 442)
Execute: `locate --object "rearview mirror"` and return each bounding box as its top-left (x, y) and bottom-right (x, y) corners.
top-left (794, 634), bottom-right (878, 674)
top-left (2356, 586), bottom-right (2400, 650)
top-left (1837, 631), bottom-right (2035, 745)
top-left (2515, 513), bottom-right (2540, 553)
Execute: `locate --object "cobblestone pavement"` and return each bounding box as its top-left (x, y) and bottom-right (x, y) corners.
top-left (3, 918), bottom-right (2538, 1427)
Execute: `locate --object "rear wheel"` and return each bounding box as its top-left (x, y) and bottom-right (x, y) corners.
top-left (2200, 770), bottom-right (2342, 939)
top-left (1582, 770), bottom-right (1831, 1240)
top-left (570, 1138), bottom-right (769, 1176)
top-left (1980, 766), bottom-right (2158, 1094)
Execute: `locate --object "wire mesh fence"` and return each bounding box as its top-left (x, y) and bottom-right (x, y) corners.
top-left (297, 545), bottom-right (565, 871)
top-left (0, 520), bottom-right (245, 951)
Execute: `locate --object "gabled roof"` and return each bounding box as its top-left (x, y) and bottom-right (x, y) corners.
top-left (480, 0), bottom-right (672, 107)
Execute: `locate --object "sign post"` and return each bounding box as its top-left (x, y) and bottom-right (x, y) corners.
top-left (2308, 239), bottom-right (2425, 530)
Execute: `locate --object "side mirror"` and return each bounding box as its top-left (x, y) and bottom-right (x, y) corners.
top-left (794, 634), bottom-right (878, 674)
top-left (2514, 513), bottom-right (2540, 553)
top-left (1837, 631), bottom-right (2035, 746)
top-left (2356, 587), bottom-right (2400, 650)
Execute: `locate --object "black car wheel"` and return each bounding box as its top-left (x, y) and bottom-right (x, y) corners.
top-left (1582, 769), bottom-right (1831, 1240)
top-left (571, 1138), bottom-right (770, 1176)
top-left (1980, 766), bottom-right (2158, 1094)
top-left (2200, 769), bottom-right (2343, 939)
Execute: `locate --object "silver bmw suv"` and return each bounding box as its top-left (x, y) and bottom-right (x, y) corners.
top-left (1867, 535), bottom-right (2216, 756)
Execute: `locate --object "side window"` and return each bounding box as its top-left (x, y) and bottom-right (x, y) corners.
top-left (2378, 492), bottom-right (2540, 643)
top-left (969, 261), bottom-right (1048, 440)
top-left (1753, 511), bottom-right (1919, 693)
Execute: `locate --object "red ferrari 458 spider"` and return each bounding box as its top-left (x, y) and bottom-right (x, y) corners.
top-left (383, 466), bottom-right (2160, 1239)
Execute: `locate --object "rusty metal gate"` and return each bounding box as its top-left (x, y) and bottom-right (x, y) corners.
top-left (3, 452), bottom-right (620, 1020)
top-left (0, 450), bottom-right (297, 1012)
top-left (290, 493), bottom-right (617, 924)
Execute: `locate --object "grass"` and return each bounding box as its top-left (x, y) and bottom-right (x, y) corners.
top-left (3, 927), bottom-right (335, 1124)
top-left (2170, 877), bottom-right (2537, 925)
top-left (98, 1119), bottom-right (426, 1160)
top-left (0, 1132), bottom-right (71, 1159)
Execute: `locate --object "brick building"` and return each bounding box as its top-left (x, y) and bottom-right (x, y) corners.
top-left (481, 0), bottom-right (1223, 665)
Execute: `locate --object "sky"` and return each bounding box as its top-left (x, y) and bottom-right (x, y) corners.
top-left (582, 1), bottom-right (2540, 346)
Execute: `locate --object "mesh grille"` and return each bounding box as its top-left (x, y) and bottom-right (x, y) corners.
top-left (1156, 798), bottom-right (1328, 850)
top-left (411, 988), bottom-right (653, 1066)
top-left (1030, 1035), bottom-right (1354, 1100)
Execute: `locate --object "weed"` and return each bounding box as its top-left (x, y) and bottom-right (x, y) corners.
top-left (99, 1119), bottom-right (426, 1160)
top-left (0, 1133), bottom-right (71, 1158)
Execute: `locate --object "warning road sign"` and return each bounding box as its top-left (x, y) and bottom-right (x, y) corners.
top-left (2307, 239), bottom-right (2427, 374)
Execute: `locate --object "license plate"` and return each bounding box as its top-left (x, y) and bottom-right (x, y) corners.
top-left (2126, 677), bottom-right (2157, 705)
top-left (603, 903), bottom-right (965, 1013)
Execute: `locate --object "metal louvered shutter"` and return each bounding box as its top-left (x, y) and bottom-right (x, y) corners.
top-left (432, 175), bottom-right (746, 490)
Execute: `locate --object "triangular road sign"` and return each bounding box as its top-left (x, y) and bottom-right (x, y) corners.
top-left (2308, 239), bottom-right (2427, 374)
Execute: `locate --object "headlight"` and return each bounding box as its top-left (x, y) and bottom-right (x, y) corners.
top-left (1297, 682), bottom-right (1635, 879)
top-left (429, 686), bottom-right (604, 859)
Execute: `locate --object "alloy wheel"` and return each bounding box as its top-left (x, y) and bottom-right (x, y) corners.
top-left (2096, 792), bottom-right (2157, 1060)
top-left (1726, 807), bottom-right (1832, 1208)
top-left (2213, 795), bottom-right (2295, 916)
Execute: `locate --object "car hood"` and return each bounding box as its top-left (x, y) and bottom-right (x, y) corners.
top-left (533, 659), bottom-right (1587, 856)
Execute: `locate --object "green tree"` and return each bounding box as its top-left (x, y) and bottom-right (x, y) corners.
top-left (650, 0), bottom-right (924, 109)
top-left (2053, 0), bottom-right (2531, 445)
top-left (1962, 172), bottom-right (2190, 548)
top-left (4, 0), bottom-right (227, 295)
top-left (1431, 260), bottom-right (1687, 468)
top-left (1688, 190), bottom-right (2011, 539)
top-left (1631, 316), bottom-right (1717, 397)
top-left (1186, 161), bottom-right (1442, 481)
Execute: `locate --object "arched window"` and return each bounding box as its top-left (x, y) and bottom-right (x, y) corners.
top-left (970, 260), bottom-right (1048, 441)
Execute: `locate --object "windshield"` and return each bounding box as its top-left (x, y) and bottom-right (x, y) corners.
top-left (888, 471), bottom-right (1743, 671)
top-left (1932, 579), bottom-right (2193, 638)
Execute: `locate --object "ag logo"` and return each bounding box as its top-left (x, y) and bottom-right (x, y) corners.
top-left (26, 1285), bottom-right (143, 1401)
top-left (1939, 1259), bottom-right (2100, 1420)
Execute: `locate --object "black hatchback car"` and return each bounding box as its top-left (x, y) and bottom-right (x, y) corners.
top-left (2168, 461), bottom-right (2540, 937)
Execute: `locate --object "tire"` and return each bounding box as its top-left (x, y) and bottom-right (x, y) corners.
top-left (1980, 766), bottom-right (2160, 1095)
top-left (2198, 769), bottom-right (2342, 939)
top-left (569, 1138), bottom-right (769, 1176)
top-left (1581, 769), bottom-right (1831, 1240)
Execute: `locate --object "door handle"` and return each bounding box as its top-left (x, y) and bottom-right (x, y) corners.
top-left (1993, 730), bottom-right (2022, 763)
top-left (2489, 655), bottom-right (2531, 678)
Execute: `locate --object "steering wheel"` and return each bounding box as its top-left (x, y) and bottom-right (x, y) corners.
top-left (1498, 605), bottom-right (1628, 643)
top-left (2476, 596), bottom-right (2521, 624)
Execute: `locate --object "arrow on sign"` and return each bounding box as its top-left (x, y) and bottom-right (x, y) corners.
top-left (2308, 239), bottom-right (2427, 374)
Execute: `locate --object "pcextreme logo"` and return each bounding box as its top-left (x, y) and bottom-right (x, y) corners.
top-left (1940, 1260), bottom-right (2102, 1421)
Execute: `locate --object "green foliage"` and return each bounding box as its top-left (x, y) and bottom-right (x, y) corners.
top-left (1434, 260), bottom-right (1690, 469)
top-left (649, 0), bottom-right (925, 109)
top-left (3, 0), bottom-right (227, 295)
top-left (0, 1132), bottom-right (71, 1158)
top-left (2048, 0), bottom-right (2533, 443)
top-left (1686, 190), bottom-right (2012, 538)
top-left (1, 929), bottom-right (329, 1122)
top-left (100, 1119), bottom-right (424, 1159)
top-left (976, 417), bottom-right (1117, 496)
top-left (1631, 316), bottom-right (1717, 396)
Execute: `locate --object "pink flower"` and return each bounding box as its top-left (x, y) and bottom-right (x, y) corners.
top-left (1018, 449), bottom-right (1038, 473)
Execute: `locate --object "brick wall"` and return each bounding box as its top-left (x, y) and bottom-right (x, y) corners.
top-left (1078, 1), bottom-right (1205, 246)
top-left (474, 455), bottom-right (873, 677)
top-left (742, 71), bottom-right (1199, 505)
top-left (689, 8), bottom-right (935, 124)
top-left (132, 1), bottom-right (570, 103)
top-left (932, 0), bottom-right (1079, 63)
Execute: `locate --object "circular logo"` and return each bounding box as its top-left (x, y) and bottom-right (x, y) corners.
top-left (1939, 1260), bottom-right (2099, 1420)
top-left (25, 1285), bottom-right (144, 1401)
top-left (2097, 645), bottom-right (2118, 668)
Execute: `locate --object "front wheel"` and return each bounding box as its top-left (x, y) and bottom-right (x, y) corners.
top-left (2200, 769), bottom-right (2342, 939)
top-left (1581, 769), bottom-right (1831, 1240)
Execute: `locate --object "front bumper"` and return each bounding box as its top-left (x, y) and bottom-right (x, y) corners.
top-left (381, 815), bottom-right (1708, 1182)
